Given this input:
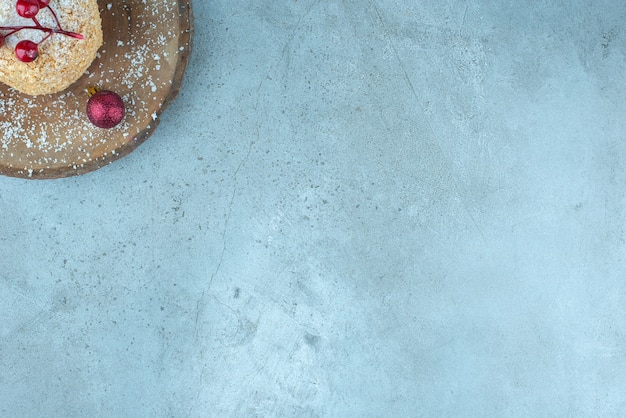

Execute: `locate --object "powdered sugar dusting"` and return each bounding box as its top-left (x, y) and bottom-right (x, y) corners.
top-left (0, 0), bottom-right (188, 178)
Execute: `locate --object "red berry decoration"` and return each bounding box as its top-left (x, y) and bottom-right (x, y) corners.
top-left (15, 39), bottom-right (38, 62)
top-left (86, 89), bottom-right (125, 129)
top-left (16, 0), bottom-right (40, 18)
top-left (1, 0), bottom-right (83, 62)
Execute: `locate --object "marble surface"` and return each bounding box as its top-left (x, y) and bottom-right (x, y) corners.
top-left (1, 0), bottom-right (626, 416)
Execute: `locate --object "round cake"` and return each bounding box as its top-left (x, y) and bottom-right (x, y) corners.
top-left (0, 0), bottom-right (102, 96)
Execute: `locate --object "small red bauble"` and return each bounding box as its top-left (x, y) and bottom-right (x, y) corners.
top-left (86, 90), bottom-right (125, 129)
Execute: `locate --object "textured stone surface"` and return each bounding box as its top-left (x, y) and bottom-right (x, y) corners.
top-left (1, 0), bottom-right (625, 416)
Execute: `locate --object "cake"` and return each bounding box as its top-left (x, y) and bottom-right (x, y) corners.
top-left (0, 0), bottom-right (102, 96)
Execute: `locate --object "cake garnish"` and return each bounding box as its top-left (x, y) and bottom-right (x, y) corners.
top-left (0, 0), bottom-right (83, 62)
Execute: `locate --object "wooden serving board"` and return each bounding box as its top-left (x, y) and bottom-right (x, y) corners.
top-left (0, 0), bottom-right (193, 179)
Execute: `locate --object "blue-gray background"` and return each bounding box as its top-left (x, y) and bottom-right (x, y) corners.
top-left (1, 0), bottom-right (625, 416)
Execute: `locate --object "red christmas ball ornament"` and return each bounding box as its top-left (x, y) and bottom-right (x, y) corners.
top-left (86, 88), bottom-right (125, 129)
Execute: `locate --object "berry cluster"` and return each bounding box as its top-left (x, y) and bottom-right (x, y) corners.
top-left (0, 0), bottom-right (83, 62)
